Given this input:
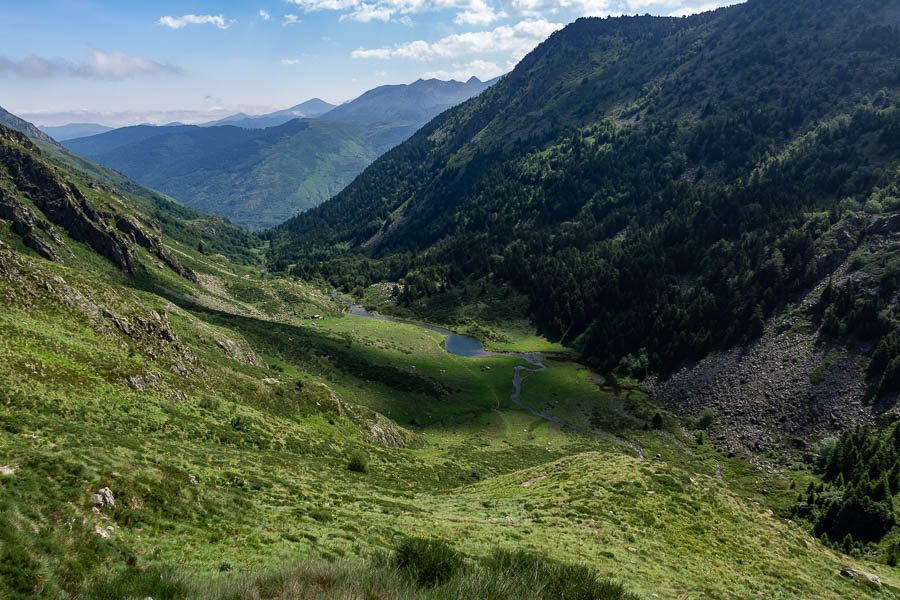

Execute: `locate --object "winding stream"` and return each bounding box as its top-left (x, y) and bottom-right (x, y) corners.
top-left (332, 289), bottom-right (643, 458)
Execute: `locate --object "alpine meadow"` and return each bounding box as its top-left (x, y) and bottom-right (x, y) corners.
top-left (2, 0), bottom-right (900, 598)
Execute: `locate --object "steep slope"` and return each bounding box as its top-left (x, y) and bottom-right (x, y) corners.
top-left (270, 0), bottom-right (900, 390)
top-left (38, 123), bottom-right (113, 141)
top-left (62, 78), bottom-right (498, 230)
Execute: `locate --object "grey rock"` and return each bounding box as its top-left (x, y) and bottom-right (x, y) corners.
top-left (840, 567), bottom-right (881, 590)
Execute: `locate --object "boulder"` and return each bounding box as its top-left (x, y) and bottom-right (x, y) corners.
top-left (840, 567), bottom-right (881, 590)
top-left (91, 486), bottom-right (115, 508)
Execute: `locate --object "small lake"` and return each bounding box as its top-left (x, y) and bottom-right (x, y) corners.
top-left (331, 290), bottom-right (489, 358)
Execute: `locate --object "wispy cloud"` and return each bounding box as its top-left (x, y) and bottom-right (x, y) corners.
top-left (158, 14), bottom-right (233, 30)
top-left (289, 0), bottom-right (505, 26)
top-left (421, 59), bottom-right (503, 80)
top-left (283, 14), bottom-right (303, 25)
top-left (259, 9), bottom-right (271, 20)
top-left (0, 49), bottom-right (181, 80)
top-left (668, 1), bottom-right (735, 17)
top-left (281, 58), bottom-right (302, 65)
top-left (19, 105), bottom-right (284, 128)
top-left (352, 18), bottom-right (561, 61)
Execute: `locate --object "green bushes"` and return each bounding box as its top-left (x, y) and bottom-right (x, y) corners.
top-left (347, 451), bottom-right (369, 473)
top-left (84, 565), bottom-right (189, 600)
top-left (393, 537), bottom-right (463, 586)
top-left (76, 539), bottom-right (639, 599)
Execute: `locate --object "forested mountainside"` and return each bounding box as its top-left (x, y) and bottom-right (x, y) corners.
top-left (269, 0), bottom-right (900, 385)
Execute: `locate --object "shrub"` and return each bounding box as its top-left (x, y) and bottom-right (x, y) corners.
top-left (347, 451), bottom-right (368, 473)
top-left (84, 565), bottom-right (188, 600)
top-left (696, 407), bottom-right (716, 430)
top-left (393, 537), bottom-right (463, 587)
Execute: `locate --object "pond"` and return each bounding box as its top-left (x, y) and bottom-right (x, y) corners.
top-left (331, 290), bottom-right (489, 358)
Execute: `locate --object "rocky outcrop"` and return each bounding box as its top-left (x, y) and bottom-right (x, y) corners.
top-left (315, 383), bottom-right (423, 448)
top-left (840, 567), bottom-right (881, 590)
top-left (0, 183), bottom-right (60, 260)
top-left (0, 124), bottom-right (136, 272)
top-left (115, 214), bottom-right (198, 283)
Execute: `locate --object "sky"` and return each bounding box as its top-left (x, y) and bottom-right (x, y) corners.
top-left (0, 0), bottom-right (738, 127)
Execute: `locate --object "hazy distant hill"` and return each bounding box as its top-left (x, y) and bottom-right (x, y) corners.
top-left (38, 122), bottom-right (113, 141)
top-left (323, 77), bottom-right (498, 126)
top-left (66, 119), bottom-right (380, 230)
top-left (201, 98), bottom-right (336, 129)
top-left (63, 78), bottom-right (498, 230)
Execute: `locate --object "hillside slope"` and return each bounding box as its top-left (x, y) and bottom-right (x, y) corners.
top-left (0, 105), bottom-right (59, 146)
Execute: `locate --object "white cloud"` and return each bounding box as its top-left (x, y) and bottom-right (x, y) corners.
top-left (19, 105), bottom-right (284, 128)
top-left (281, 58), bottom-right (301, 65)
top-left (421, 59), bottom-right (504, 80)
top-left (259, 9), bottom-right (271, 19)
top-left (283, 13), bottom-right (303, 24)
top-left (352, 18), bottom-right (561, 61)
top-left (341, 3), bottom-right (393, 22)
top-left (455, 0), bottom-right (505, 25)
top-left (0, 49), bottom-right (180, 80)
top-left (509, 0), bottom-right (617, 17)
top-left (289, 0), bottom-right (504, 27)
top-left (668, 1), bottom-right (734, 17)
top-left (158, 14), bottom-right (233, 29)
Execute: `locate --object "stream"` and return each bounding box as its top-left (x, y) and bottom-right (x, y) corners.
top-left (332, 289), bottom-right (643, 458)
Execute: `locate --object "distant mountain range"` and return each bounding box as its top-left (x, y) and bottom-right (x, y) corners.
top-left (58, 77), bottom-right (498, 230)
top-left (38, 123), bottom-right (113, 141)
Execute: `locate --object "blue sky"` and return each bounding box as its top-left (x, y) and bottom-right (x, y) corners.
top-left (1, 0), bottom-right (737, 126)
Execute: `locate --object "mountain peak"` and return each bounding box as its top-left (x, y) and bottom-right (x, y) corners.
top-left (466, 76), bottom-right (482, 84)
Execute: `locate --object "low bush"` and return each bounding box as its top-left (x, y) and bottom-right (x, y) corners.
top-left (347, 451), bottom-right (368, 473)
top-left (393, 537), bottom-right (463, 587)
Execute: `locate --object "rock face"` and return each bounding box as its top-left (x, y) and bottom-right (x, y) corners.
top-left (0, 124), bottom-right (197, 283)
top-left (115, 214), bottom-right (198, 283)
top-left (840, 567), bottom-right (881, 590)
top-left (0, 125), bottom-right (136, 272)
top-left (0, 182), bottom-right (61, 260)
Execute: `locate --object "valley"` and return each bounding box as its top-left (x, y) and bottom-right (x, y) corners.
top-left (2, 0), bottom-right (900, 598)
